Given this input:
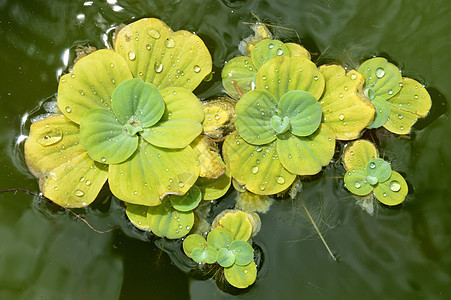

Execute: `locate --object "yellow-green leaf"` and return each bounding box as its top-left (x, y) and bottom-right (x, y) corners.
top-left (251, 39), bottom-right (289, 69)
top-left (183, 234), bottom-right (208, 258)
top-left (196, 164), bottom-right (232, 201)
top-left (224, 262), bottom-right (257, 289)
top-left (212, 210), bottom-right (253, 241)
top-left (373, 171), bottom-right (408, 206)
top-left (384, 78), bottom-right (432, 134)
top-left (223, 132), bottom-right (296, 195)
top-left (342, 140), bottom-right (378, 171)
top-left (277, 124), bottom-right (335, 175)
top-left (125, 203), bottom-right (151, 231)
top-left (24, 115), bottom-right (108, 208)
top-left (57, 49), bottom-right (133, 124)
top-left (108, 141), bottom-right (200, 206)
top-left (147, 201), bottom-right (194, 239)
top-left (286, 43), bottom-right (311, 59)
top-left (222, 56), bottom-right (257, 99)
top-left (114, 18), bottom-right (212, 90)
top-left (256, 56), bottom-right (324, 100)
top-left (319, 65), bottom-right (375, 140)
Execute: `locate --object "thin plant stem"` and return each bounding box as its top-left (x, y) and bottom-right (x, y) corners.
top-left (299, 197), bottom-right (337, 261)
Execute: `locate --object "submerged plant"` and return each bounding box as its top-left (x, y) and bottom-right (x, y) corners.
top-left (342, 140), bottom-right (408, 206)
top-left (24, 18), bottom-right (212, 208)
top-left (358, 57), bottom-right (432, 133)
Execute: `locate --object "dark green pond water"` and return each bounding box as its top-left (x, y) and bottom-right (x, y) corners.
top-left (1, 0), bottom-right (450, 299)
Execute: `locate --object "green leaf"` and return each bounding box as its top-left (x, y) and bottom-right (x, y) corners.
top-left (366, 158), bottom-right (392, 184)
top-left (251, 39), bottom-right (290, 69)
top-left (285, 43), bottom-right (311, 59)
top-left (147, 201), bottom-right (194, 239)
top-left (192, 246), bottom-right (218, 264)
top-left (114, 18), bottom-right (212, 90)
top-left (169, 185), bottom-right (202, 212)
top-left (384, 78), bottom-right (432, 134)
top-left (224, 262), bottom-right (257, 289)
top-left (217, 248), bottom-right (236, 268)
top-left (229, 240), bottom-right (254, 266)
top-left (319, 65), bottom-right (375, 140)
top-left (222, 56), bottom-right (257, 99)
top-left (196, 165), bottom-right (232, 201)
top-left (24, 115), bottom-right (108, 208)
top-left (125, 203), bottom-right (151, 231)
top-left (270, 115), bottom-right (291, 134)
top-left (141, 87), bottom-right (204, 148)
top-left (212, 210), bottom-right (253, 241)
top-left (235, 89), bottom-right (278, 145)
top-left (80, 109), bottom-right (138, 164)
top-left (108, 141), bottom-right (200, 206)
top-left (207, 228), bottom-right (234, 250)
top-left (278, 90), bottom-right (322, 137)
top-left (183, 234), bottom-right (208, 258)
top-left (57, 49), bottom-right (133, 124)
top-left (277, 124), bottom-right (335, 176)
top-left (112, 78), bottom-right (165, 127)
top-left (344, 168), bottom-right (373, 196)
top-left (366, 96), bottom-right (390, 129)
top-left (373, 171), bottom-right (408, 206)
top-left (342, 140), bottom-right (379, 171)
top-left (358, 57), bottom-right (402, 100)
top-left (256, 56), bottom-right (324, 100)
top-left (223, 132), bottom-right (296, 195)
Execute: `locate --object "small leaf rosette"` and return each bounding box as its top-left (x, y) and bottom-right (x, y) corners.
top-left (358, 57), bottom-right (432, 134)
top-left (24, 18), bottom-right (212, 208)
top-left (223, 51), bottom-right (335, 195)
top-left (183, 210), bottom-right (257, 289)
top-left (342, 140), bottom-right (408, 206)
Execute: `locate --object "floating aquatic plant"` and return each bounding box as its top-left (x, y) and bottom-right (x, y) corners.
top-left (342, 140), bottom-right (408, 206)
top-left (24, 18), bottom-right (212, 208)
top-left (358, 57), bottom-right (432, 134)
top-left (183, 210), bottom-right (258, 288)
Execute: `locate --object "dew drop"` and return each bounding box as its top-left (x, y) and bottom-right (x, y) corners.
top-left (389, 180), bottom-right (401, 192)
top-left (354, 182), bottom-right (361, 189)
top-left (128, 51), bottom-right (136, 61)
top-left (398, 114), bottom-right (403, 119)
top-left (388, 89), bottom-right (394, 95)
top-left (369, 162), bottom-right (376, 169)
top-left (276, 176), bottom-right (285, 184)
top-left (313, 76), bottom-right (319, 81)
top-left (75, 190), bottom-right (84, 197)
top-left (179, 182), bottom-right (185, 188)
top-left (375, 67), bottom-right (385, 78)
top-left (37, 128), bottom-right (63, 146)
top-left (268, 43), bottom-right (275, 49)
top-left (80, 177), bottom-right (85, 183)
top-left (259, 184), bottom-right (266, 191)
top-left (350, 74), bottom-right (357, 80)
top-left (165, 38), bottom-right (175, 48)
top-left (154, 62), bottom-right (163, 73)
top-left (65, 106), bottom-right (72, 113)
top-left (148, 29), bottom-right (161, 39)
top-left (146, 44), bottom-right (151, 50)
top-left (251, 166), bottom-right (259, 174)
top-left (276, 48), bottom-right (284, 56)
top-left (85, 180), bottom-right (91, 186)
top-left (79, 89), bottom-right (85, 95)
top-left (414, 94), bottom-right (419, 99)
top-left (193, 65), bottom-right (201, 73)
top-left (255, 146), bottom-right (263, 152)
top-left (101, 157), bottom-right (106, 163)
top-left (338, 114), bottom-right (345, 121)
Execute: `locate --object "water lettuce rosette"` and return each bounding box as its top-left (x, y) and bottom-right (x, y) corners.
top-left (222, 38), bottom-right (376, 195)
top-left (25, 18), bottom-right (212, 208)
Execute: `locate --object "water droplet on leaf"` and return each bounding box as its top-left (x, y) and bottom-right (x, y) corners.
top-left (375, 67), bottom-right (385, 78)
top-left (389, 180), bottom-right (401, 192)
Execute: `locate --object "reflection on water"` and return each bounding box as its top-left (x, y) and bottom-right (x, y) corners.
top-left (1, 0), bottom-right (450, 299)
